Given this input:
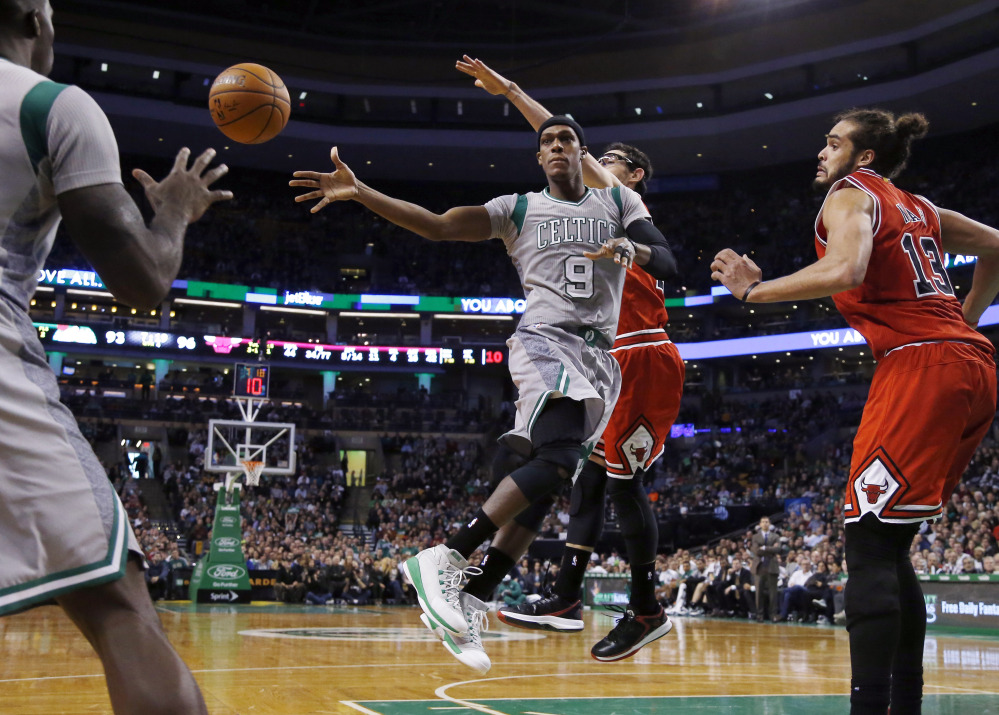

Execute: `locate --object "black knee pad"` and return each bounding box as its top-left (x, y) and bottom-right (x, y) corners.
top-left (514, 493), bottom-right (556, 531)
top-left (566, 460), bottom-right (607, 547)
top-left (844, 559), bottom-right (900, 630)
top-left (844, 518), bottom-right (910, 629)
top-left (607, 474), bottom-right (658, 565)
top-left (510, 458), bottom-right (565, 503)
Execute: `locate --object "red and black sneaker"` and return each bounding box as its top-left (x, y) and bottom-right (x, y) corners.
top-left (591, 605), bottom-right (673, 662)
top-left (497, 588), bottom-right (583, 632)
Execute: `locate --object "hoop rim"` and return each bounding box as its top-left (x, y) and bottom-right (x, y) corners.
top-left (240, 459), bottom-right (266, 486)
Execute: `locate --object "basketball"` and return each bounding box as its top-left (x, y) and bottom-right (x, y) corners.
top-left (208, 63), bottom-right (290, 144)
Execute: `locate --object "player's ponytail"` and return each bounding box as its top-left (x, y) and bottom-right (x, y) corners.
top-left (834, 108), bottom-right (929, 179)
top-left (895, 113), bottom-right (929, 144)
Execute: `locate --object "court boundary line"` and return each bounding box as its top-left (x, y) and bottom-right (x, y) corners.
top-left (341, 702), bottom-right (385, 715)
top-left (433, 672), bottom-right (999, 706)
top-left (3, 663), bottom-right (997, 696)
top-left (349, 690), bottom-right (999, 715)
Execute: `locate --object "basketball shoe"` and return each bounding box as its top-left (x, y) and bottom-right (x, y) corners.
top-left (591, 605), bottom-right (673, 662)
top-left (496, 588), bottom-right (584, 632)
top-left (402, 544), bottom-right (476, 635)
top-left (419, 592), bottom-right (491, 674)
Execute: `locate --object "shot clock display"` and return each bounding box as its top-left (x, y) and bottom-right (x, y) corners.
top-left (234, 363), bottom-right (270, 398)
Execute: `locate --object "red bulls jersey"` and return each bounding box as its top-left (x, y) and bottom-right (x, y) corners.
top-left (612, 266), bottom-right (670, 349)
top-left (814, 168), bottom-right (993, 361)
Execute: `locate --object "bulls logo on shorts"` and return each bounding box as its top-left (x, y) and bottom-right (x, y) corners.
top-left (617, 422), bottom-right (656, 475)
top-left (844, 447), bottom-right (912, 522)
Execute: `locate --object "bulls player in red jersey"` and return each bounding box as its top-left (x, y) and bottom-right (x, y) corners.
top-left (446, 56), bottom-right (684, 663)
top-left (711, 108), bottom-right (999, 715)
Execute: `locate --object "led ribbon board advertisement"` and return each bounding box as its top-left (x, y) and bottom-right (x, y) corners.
top-left (920, 575), bottom-right (999, 632)
top-left (34, 323), bottom-right (507, 368)
top-left (35, 302), bottom-right (999, 365)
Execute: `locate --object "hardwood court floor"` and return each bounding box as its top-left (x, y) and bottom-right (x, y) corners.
top-left (2, 602), bottom-right (999, 714)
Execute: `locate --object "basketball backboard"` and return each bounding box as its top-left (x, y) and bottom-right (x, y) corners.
top-left (206, 419), bottom-right (296, 476)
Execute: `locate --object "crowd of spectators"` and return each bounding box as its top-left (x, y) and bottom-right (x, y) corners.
top-left (63, 376), bottom-right (494, 434)
top-left (109, 370), bottom-right (999, 622)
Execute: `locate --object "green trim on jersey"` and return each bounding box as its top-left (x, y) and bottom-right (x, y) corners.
top-left (20, 80), bottom-right (70, 173)
top-left (611, 185), bottom-right (624, 215)
top-left (542, 186), bottom-right (592, 206)
top-left (527, 390), bottom-right (553, 435)
top-left (511, 194), bottom-right (528, 234)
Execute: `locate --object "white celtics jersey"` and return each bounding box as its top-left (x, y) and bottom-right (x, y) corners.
top-left (485, 185), bottom-right (650, 345)
top-left (0, 58), bottom-right (121, 310)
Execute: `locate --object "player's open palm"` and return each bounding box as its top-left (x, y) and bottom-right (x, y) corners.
top-left (456, 55), bottom-right (512, 96)
top-left (290, 147), bottom-right (359, 213)
top-left (584, 237), bottom-right (636, 269)
top-left (132, 147), bottom-right (232, 223)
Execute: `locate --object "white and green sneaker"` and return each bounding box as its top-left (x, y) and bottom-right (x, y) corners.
top-left (402, 544), bottom-right (476, 635)
top-left (419, 592), bottom-right (491, 674)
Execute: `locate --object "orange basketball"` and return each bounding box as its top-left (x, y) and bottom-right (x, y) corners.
top-left (208, 63), bottom-right (290, 144)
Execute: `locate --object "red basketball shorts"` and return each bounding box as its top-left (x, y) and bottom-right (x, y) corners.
top-left (845, 341), bottom-right (996, 525)
top-left (594, 337), bottom-right (685, 478)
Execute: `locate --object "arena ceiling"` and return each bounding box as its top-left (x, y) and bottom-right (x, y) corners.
top-left (51, 0), bottom-right (999, 186)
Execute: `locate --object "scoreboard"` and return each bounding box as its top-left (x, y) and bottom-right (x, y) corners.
top-left (34, 323), bottom-right (507, 369)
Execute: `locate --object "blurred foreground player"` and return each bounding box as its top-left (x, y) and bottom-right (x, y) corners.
top-left (453, 56), bottom-right (683, 663)
top-left (0, 1), bottom-right (231, 712)
top-left (711, 108), bottom-right (999, 715)
top-left (291, 117), bottom-right (678, 673)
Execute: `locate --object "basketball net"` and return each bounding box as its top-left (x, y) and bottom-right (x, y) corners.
top-left (240, 459), bottom-right (265, 487)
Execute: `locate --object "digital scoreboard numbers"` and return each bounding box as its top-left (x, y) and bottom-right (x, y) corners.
top-left (234, 363), bottom-right (270, 398)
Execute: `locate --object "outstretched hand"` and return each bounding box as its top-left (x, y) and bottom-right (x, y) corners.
top-left (132, 147), bottom-right (232, 223)
top-left (289, 147), bottom-right (359, 213)
top-left (710, 248), bottom-right (763, 299)
top-left (455, 55), bottom-right (513, 96)
top-left (584, 237), bottom-right (636, 269)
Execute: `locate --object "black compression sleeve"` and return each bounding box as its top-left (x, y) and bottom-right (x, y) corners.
top-left (625, 219), bottom-right (678, 282)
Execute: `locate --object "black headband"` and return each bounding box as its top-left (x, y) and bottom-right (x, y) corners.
top-left (537, 115), bottom-right (586, 151)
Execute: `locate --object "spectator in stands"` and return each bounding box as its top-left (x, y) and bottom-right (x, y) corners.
top-left (778, 554), bottom-right (814, 621)
top-left (724, 558), bottom-right (757, 618)
top-left (523, 561), bottom-right (545, 596)
top-left (274, 558), bottom-right (306, 604)
top-left (499, 574), bottom-right (526, 608)
top-left (145, 551), bottom-right (170, 601)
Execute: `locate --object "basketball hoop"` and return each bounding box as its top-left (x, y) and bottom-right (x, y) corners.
top-left (240, 460), bottom-right (265, 487)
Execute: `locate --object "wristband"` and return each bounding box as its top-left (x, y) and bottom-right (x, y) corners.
top-left (741, 280), bottom-right (761, 302)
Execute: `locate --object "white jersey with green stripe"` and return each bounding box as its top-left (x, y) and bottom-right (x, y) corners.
top-left (484, 185), bottom-right (650, 345)
top-left (0, 58), bottom-right (121, 310)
